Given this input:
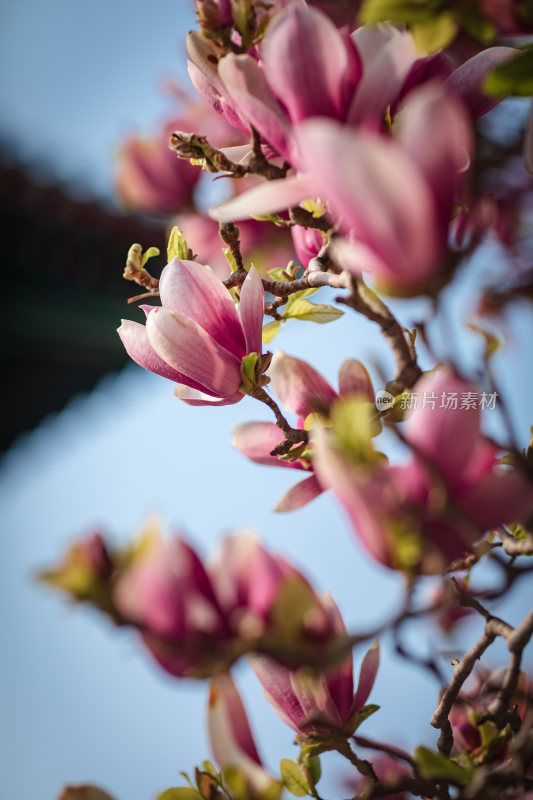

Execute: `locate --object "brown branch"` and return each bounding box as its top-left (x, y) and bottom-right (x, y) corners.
top-left (352, 736), bottom-right (415, 767)
top-left (337, 278), bottom-right (421, 393)
top-left (250, 387), bottom-right (308, 454)
top-left (353, 775), bottom-right (447, 800)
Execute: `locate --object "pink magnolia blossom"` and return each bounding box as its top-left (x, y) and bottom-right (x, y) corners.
top-left (233, 351), bottom-right (375, 511)
top-left (116, 120), bottom-right (200, 215)
top-left (116, 94), bottom-right (240, 216)
top-left (118, 257), bottom-right (264, 405)
top-left (313, 370), bottom-right (533, 572)
top-left (113, 531), bottom-right (337, 677)
top-left (213, 83), bottom-right (472, 290)
top-left (250, 597), bottom-right (380, 735)
top-left (291, 225), bottom-right (324, 269)
top-left (208, 673), bottom-right (282, 800)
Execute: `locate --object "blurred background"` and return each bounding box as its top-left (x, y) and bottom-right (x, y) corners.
top-left (1, 1), bottom-right (532, 798)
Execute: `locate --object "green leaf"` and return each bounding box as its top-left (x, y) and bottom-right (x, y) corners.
top-left (283, 297), bottom-right (344, 324)
top-left (280, 759), bottom-right (309, 797)
top-left (167, 226), bottom-right (190, 261)
top-left (483, 49), bottom-right (533, 97)
top-left (304, 755), bottom-right (321, 787)
top-left (284, 287), bottom-right (319, 311)
top-left (223, 246), bottom-right (239, 274)
top-left (414, 746), bottom-right (473, 785)
top-left (157, 789), bottom-right (204, 800)
top-left (262, 320), bottom-right (282, 344)
top-left (411, 12), bottom-right (457, 52)
top-left (359, 0), bottom-right (441, 25)
top-left (241, 352), bottom-right (258, 385)
top-left (141, 246), bottom-right (160, 267)
top-left (346, 703), bottom-right (380, 734)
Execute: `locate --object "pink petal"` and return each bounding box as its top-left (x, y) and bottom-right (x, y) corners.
top-left (396, 84), bottom-right (472, 236)
top-left (118, 319), bottom-right (196, 386)
top-left (274, 474), bottom-right (324, 512)
top-left (218, 54), bottom-right (293, 159)
top-left (249, 654), bottom-right (306, 732)
top-left (146, 308), bottom-right (242, 398)
top-left (446, 46), bottom-right (519, 120)
top-left (321, 594), bottom-right (354, 722)
top-left (239, 266), bottom-right (264, 354)
top-left (350, 640), bottom-right (380, 714)
top-left (232, 421), bottom-right (295, 467)
top-left (269, 350), bottom-right (337, 417)
top-left (296, 119), bottom-right (439, 282)
top-left (174, 386), bottom-right (243, 406)
top-left (461, 469), bottom-right (533, 533)
top-left (209, 173), bottom-right (316, 222)
top-left (349, 26), bottom-right (417, 128)
top-left (160, 258), bottom-right (246, 357)
top-left (209, 674), bottom-right (262, 767)
top-left (337, 359), bottom-right (374, 401)
top-left (404, 370), bottom-right (480, 487)
top-left (397, 51), bottom-right (454, 109)
top-left (262, 5), bottom-right (352, 123)
top-left (312, 428), bottom-right (393, 567)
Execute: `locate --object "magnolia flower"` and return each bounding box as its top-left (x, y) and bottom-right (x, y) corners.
top-left (113, 530), bottom-right (338, 677)
top-left (313, 370), bottom-right (533, 572)
top-left (233, 351), bottom-right (375, 511)
top-left (116, 120), bottom-right (200, 215)
top-left (213, 83), bottom-right (472, 290)
top-left (116, 93), bottom-right (239, 215)
top-left (118, 258), bottom-right (264, 405)
top-left (208, 673), bottom-right (282, 800)
top-left (250, 597), bottom-right (380, 735)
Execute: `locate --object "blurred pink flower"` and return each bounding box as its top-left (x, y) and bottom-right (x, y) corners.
top-left (313, 370), bottom-right (533, 572)
top-left (250, 598), bottom-right (379, 734)
top-left (118, 257), bottom-right (264, 405)
top-left (208, 673), bottom-right (281, 799)
top-left (113, 531), bottom-right (338, 677)
top-left (233, 351), bottom-right (374, 511)
top-left (116, 92), bottom-right (242, 215)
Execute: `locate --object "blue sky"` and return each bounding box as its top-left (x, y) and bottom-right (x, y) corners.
top-left (1, 2), bottom-right (532, 799)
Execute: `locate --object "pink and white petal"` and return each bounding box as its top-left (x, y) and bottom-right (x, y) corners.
top-left (350, 640), bottom-right (380, 714)
top-left (209, 674), bottom-right (262, 767)
top-left (118, 319), bottom-right (189, 384)
top-left (146, 308), bottom-right (242, 398)
top-left (397, 51), bottom-right (455, 109)
top-left (263, 5), bottom-right (351, 123)
top-left (269, 350), bottom-right (337, 417)
top-left (290, 670), bottom-right (344, 729)
top-left (274, 474), bottom-right (324, 512)
top-left (249, 654), bottom-right (305, 732)
top-left (330, 236), bottom-right (401, 284)
top-left (239, 266), bottom-right (264, 354)
top-left (297, 120), bottom-right (439, 282)
top-left (321, 594), bottom-right (354, 722)
top-left (218, 54), bottom-right (293, 159)
top-left (446, 46), bottom-right (520, 120)
top-left (349, 26), bottom-right (417, 128)
top-left (174, 385), bottom-right (243, 406)
top-left (338, 359), bottom-right (374, 401)
top-left (232, 421), bottom-right (294, 467)
top-left (160, 258), bottom-right (246, 357)
top-left (396, 84), bottom-right (472, 228)
top-left (209, 173), bottom-right (317, 222)
top-left (404, 370), bottom-right (480, 486)
top-left (461, 469), bottom-right (533, 533)
top-left (312, 428), bottom-right (393, 567)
